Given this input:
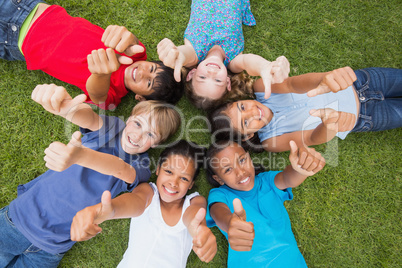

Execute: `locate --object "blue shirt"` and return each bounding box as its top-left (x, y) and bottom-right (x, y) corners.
top-left (8, 115), bottom-right (151, 254)
top-left (206, 171), bottom-right (307, 268)
top-left (184, 0), bottom-right (256, 66)
top-left (256, 86), bottom-right (358, 142)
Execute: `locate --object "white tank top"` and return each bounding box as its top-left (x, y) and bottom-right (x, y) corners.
top-left (117, 182), bottom-right (199, 268)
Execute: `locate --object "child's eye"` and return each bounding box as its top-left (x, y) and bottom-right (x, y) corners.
top-left (181, 177), bottom-right (189, 182)
top-left (135, 121), bottom-right (141, 127)
top-left (239, 157), bottom-right (246, 164)
top-left (241, 104), bottom-right (245, 111)
top-left (165, 169), bottom-right (172, 174)
top-left (244, 120), bottom-right (248, 127)
top-left (224, 167), bottom-right (232, 174)
top-left (215, 79), bottom-right (221, 82)
top-left (148, 80), bottom-right (151, 87)
top-left (151, 66), bottom-right (154, 73)
top-left (147, 132), bottom-right (154, 138)
top-left (199, 76), bottom-right (206, 79)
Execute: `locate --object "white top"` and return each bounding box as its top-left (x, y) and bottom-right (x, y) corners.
top-left (117, 183), bottom-right (200, 268)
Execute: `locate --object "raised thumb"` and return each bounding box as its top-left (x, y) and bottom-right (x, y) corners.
top-left (233, 198), bottom-right (246, 221)
top-left (117, 55), bottom-right (134, 65)
top-left (126, 44), bottom-right (145, 56)
top-left (189, 208), bottom-right (206, 240)
top-left (68, 131), bottom-right (82, 147)
top-left (307, 84), bottom-right (328, 97)
top-left (94, 191), bottom-right (113, 225)
top-left (71, 94), bottom-right (88, 106)
top-left (174, 60), bottom-right (183, 82)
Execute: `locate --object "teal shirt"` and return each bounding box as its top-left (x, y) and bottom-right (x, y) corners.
top-left (206, 171), bottom-right (307, 267)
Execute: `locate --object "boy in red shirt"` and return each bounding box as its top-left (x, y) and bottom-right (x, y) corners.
top-left (0, 0), bottom-right (183, 109)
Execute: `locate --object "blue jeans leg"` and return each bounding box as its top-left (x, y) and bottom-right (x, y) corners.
top-left (0, 206), bottom-right (64, 268)
top-left (0, 0), bottom-right (44, 61)
top-left (352, 67), bottom-right (402, 132)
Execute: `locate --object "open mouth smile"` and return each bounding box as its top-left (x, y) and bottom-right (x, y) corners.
top-left (163, 186), bottom-right (178, 194)
top-left (132, 68), bottom-right (137, 81)
top-left (239, 177), bottom-right (250, 184)
top-left (128, 136), bottom-right (139, 147)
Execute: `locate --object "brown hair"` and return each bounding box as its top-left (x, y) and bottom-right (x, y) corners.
top-left (131, 100), bottom-right (181, 143)
top-left (184, 70), bottom-right (255, 111)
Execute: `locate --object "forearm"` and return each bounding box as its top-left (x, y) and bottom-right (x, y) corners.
top-left (269, 72), bottom-right (328, 94)
top-left (308, 123), bottom-right (337, 145)
top-left (280, 165), bottom-right (308, 188)
top-left (183, 196), bottom-right (207, 229)
top-left (77, 148), bottom-right (137, 184)
top-left (63, 104), bottom-right (103, 131)
top-left (177, 44), bottom-right (198, 67)
top-left (107, 188), bottom-right (151, 219)
top-left (86, 74), bottom-right (111, 104)
top-left (210, 203), bottom-right (233, 233)
top-left (228, 53), bottom-right (269, 75)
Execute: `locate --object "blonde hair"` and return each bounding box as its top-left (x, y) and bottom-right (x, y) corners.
top-left (131, 100), bottom-right (181, 143)
top-left (184, 70), bottom-right (255, 111)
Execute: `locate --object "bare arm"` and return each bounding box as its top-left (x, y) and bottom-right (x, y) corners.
top-left (183, 196), bottom-right (217, 263)
top-left (274, 141), bottom-right (325, 190)
top-left (255, 66), bottom-right (356, 96)
top-left (45, 131), bottom-right (139, 184)
top-left (31, 84), bottom-right (103, 131)
top-left (229, 54), bottom-right (290, 98)
top-left (71, 184), bottom-right (154, 241)
top-left (157, 38), bottom-right (198, 82)
top-left (210, 199), bottom-right (255, 251)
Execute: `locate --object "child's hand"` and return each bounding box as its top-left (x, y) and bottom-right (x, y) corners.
top-left (44, 131), bottom-right (83, 172)
top-left (310, 108), bottom-right (356, 132)
top-left (87, 48), bottom-right (126, 75)
top-left (31, 84), bottom-right (87, 116)
top-left (271, 56), bottom-right (290, 84)
top-left (71, 191), bottom-right (115, 241)
top-left (157, 38), bottom-right (185, 82)
top-left (259, 56), bottom-right (290, 99)
top-left (102, 25), bottom-right (144, 57)
top-left (307, 66), bottom-right (357, 97)
top-left (228, 199), bottom-right (254, 251)
top-left (289, 141), bottom-right (325, 176)
top-left (188, 208), bottom-right (217, 263)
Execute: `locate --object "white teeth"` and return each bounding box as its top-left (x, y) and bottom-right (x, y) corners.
top-left (258, 108), bottom-right (262, 119)
top-left (128, 137), bottom-right (139, 147)
top-left (164, 186), bottom-right (177, 194)
top-left (239, 177), bottom-right (249, 184)
top-left (133, 68), bottom-right (137, 81)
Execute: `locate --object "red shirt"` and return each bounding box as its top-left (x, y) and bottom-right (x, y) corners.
top-left (23, 5), bottom-right (147, 110)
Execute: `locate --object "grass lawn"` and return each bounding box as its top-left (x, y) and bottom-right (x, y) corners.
top-left (0, 0), bottom-right (400, 267)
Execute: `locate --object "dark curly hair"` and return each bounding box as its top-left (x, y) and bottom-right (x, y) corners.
top-left (144, 61), bottom-right (184, 104)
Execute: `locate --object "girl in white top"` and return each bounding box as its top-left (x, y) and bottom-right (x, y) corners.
top-left (70, 140), bottom-right (217, 267)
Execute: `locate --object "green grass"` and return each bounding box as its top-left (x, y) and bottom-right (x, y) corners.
top-left (0, 0), bottom-right (401, 267)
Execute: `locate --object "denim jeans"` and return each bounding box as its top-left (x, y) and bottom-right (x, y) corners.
top-left (0, 206), bottom-right (64, 268)
top-left (352, 67), bottom-right (402, 132)
top-left (0, 0), bottom-right (44, 61)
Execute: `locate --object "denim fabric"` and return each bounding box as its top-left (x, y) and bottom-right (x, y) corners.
top-left (0, 206), bottom-right (64, 268)
top-left (0, 0), bottom-right (43, 61)
top-left (352, 67), bottom-right (402, 132)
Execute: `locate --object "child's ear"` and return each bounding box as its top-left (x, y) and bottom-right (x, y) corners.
top-left (212, 175), bottom-right (225, 186)
top-left (135, 94), bottom-right (146, 102)
top-left (226, 77), bottom-right (232, 92)
top-left (188, 180), bottom-right (195, 190)
top-left (242, 133), bottom-right (254, 141)
top-left (186, 68), bottom-right (197, 81)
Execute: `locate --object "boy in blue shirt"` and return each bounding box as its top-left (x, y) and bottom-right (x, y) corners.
top-left (0, 84), bottom-right (181, 267)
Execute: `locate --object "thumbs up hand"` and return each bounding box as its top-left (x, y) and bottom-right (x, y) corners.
top-left (44, 131), bottom-right (84, 172)
top-left (32, 84), bottom-right (87, 117)
top-left (307, 66), bottom-right (356, 97)
top-left (71, 191), bottom-right (115, 241)
top-left (227, 198), bottom-right (255, 251)
top-left (187, 208), bottom-right (217, 263)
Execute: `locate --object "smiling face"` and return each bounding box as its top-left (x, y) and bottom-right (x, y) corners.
top-left (211, 143), bottom-right (255, 191)
top-left (224, 100), bottom-right (273, 137)
top-left (121, 113), bottom-right (161, 154)
top-left (187, 56), bottom-right (230, 100)
top-left (124, 61), bottom-right (162, 97)
top-left (156, 154), bottom-right (195, 204)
